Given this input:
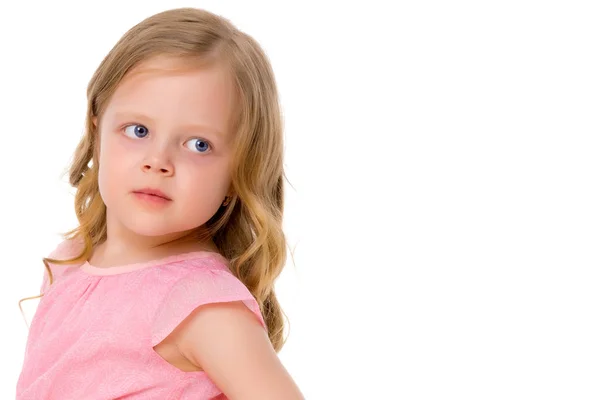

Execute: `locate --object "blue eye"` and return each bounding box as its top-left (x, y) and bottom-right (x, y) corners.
top-left (124, 124), bottom-right (149, 138)
top-left (185, 138), bottom-right (211, 153)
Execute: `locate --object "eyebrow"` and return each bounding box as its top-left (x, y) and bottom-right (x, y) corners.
top-left (112, 111), bottom-right (225, 138)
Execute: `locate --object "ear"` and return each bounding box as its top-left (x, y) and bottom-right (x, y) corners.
top-left (226, 185), bottom-right (235, 198)
top-left (92, 116), bottom-right (98, 128)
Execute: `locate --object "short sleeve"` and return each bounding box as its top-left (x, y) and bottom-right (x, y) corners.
top-left (40, 266), bottom-right (50, 295)
top-left (151, 268), bottom-right (266, 347)
top-left (40, 241), bottom-right (67, 294)
top-left (40, 238), bottom-right (84, 295)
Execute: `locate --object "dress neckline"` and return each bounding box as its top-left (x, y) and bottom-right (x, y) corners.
top-left (79, 250), bottom-right (227, 276)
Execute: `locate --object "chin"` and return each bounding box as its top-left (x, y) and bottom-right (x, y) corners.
top-left (113, 210), bottom-right (170, 235)
top-left (124, 221), bottom-right (178, 237)
top-left (123, 215), bottom-right (206, 239)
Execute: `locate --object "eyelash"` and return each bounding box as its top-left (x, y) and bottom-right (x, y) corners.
top-left (121, 123), bottom-right (213, 153)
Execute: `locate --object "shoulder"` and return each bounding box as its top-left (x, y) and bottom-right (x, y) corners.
top-left (41, 237), bottom-right (85, 293)
top-left (151, 256), bottom-right (266, 347)
top-left (46, 236), bottom-right (85, 261)
top-left (160, 253), bottom-right (260, 309)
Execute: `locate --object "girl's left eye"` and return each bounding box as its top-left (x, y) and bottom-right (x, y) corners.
top-left (185, 138), bottom-right (212, 153)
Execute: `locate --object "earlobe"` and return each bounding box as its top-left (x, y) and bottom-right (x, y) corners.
top-left (91, 116), bottom-right (98, 128)
top-left (222, 196), bottom-right (231, 207)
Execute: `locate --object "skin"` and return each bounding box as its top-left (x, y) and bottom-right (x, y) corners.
top-left (92, 55), bottom-right (235, 265)
top-left (89, 55), bottom-right (304, 399)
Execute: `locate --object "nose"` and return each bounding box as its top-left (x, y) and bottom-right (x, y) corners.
top-left (141, 154), bottom-right (174, 176)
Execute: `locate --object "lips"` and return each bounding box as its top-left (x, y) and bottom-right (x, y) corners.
top-left (133, 188), bottom-right (172, 200)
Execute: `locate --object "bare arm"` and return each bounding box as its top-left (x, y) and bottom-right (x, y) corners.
top-left (174, 301), bottom-right (304, 400)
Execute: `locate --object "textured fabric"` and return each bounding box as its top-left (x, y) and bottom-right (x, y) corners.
top-left (16, 239), bottom-right (266, 400)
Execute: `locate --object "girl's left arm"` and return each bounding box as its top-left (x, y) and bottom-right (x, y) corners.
top-left (174, 300), bottom-right (305, 400)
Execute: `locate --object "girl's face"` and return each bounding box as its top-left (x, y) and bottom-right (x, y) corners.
top-left (95, 55), bottom-right (237, 242)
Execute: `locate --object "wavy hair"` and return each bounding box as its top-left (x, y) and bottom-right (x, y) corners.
top-left (18, 7), bottom-right (290, 352)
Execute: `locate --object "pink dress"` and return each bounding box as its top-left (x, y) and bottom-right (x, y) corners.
top-left (16, 239), bottom-right (266, 399)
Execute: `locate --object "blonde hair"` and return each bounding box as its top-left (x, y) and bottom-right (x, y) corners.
top-left (19, 7), bottom-right (290, 352)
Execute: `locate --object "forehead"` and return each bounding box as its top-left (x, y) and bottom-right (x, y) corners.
top-left (103, 55), bottom-right (237, 136)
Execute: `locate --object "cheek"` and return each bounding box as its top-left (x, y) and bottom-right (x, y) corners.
top-left (97, 158), bottom-right (116, 204)
top-left (179, 164), bottom-right (231, 208)
top-left (97, 136), bottom-right (130, 201)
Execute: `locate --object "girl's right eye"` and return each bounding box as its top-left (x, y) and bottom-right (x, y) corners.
top-left (124, 124), bottom-right (149, 138)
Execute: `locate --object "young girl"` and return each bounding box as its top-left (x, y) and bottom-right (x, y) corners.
top-left (16, 7), bottom-right (303, 400)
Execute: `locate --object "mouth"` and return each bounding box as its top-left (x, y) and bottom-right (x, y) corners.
top-left (132, 188), bottom-right (172, 201)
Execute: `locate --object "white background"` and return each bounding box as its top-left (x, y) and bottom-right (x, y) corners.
top-left (1, 1), bottom-right (599, 398)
